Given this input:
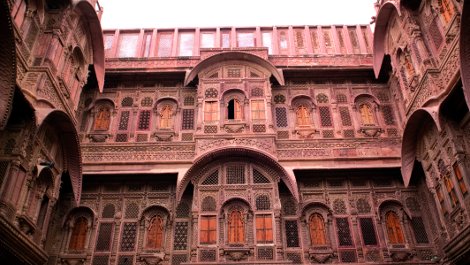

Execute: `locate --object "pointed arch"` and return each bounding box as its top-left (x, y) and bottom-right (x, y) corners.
top-left (401, 107), bottom-right (441, 187)
top-left (184, 51), bottom-right (285, 86)
top-left (177, 147), bottom-right (299, 203)
top-left (73, 0), bottom-right (105, 92)
top-left (461, 1), bottom-right (470, 108)
top-left (36, 109), bottom-right (82, 204)
top-left (373, 1), bottom-right (401, 78)
top-left (0, 0), bottom-right (17, 129)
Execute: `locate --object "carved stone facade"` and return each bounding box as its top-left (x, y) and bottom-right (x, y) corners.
top-left (1, 0), bottom-right (470, 265)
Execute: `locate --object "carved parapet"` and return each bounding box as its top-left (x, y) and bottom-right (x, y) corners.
top-left (223, 122), bottom-right (247, 133)
top-left (359, 126), bottom-right (383, 137)
top-left (16, 214), bottom-right (36, 237)
top-left (308, 246), bottom-right (334, 263)
top-left (87, 133), bottom-right (110, 143)
top-left (389, 249), bottom-right (413, 262)
top-left (222, 247), bottom-right (252, 261)
top-left (153, 131), bottom-right (176, 141)
top-left (59, 254), bottom-right (87, 265)
top-left (139, 252), bottom-right (167, 265)
top-left (294, 127), bottom-right (319, 138)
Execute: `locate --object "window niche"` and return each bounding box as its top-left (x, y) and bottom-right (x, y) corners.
top-left (379, 202), bottom-right (413, 262)
top-left (222, 91), bottom-right (247, 133)
top-left (88, 99), bottom-right (115, 143)
top-left (354, 95), bottom-right (383, 137)
top-left (60, 208), bottom-right (94, 263)
top-left (302, 206), bottom-right (334, 263)
top-left (139, 206), bottom-right (170, 262)
top-left (292, 97), bottom-right (318, 138)
top-left (221, 201), bottom-right (252, 261)
top-left (154, 99), bottom-right (178, 141)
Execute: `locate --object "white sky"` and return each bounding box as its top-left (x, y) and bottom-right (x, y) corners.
top-left (99, 0), bottom-right (378, 29)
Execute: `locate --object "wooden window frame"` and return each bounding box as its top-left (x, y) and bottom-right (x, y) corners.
top-left (385, 211), bottom-right (405, 244)
top-left (228, 210), bottom-right (245, 244)
top-left (256, 214), bottom-right (273, 244)
top-left (146, 215), bottom-right (164, 249)
top-left (69, 216), bottom-right (88, 251)
top-left (309, 213), bottom-right (327, 245)
top-left (200, 216), bottom-right (217, 244)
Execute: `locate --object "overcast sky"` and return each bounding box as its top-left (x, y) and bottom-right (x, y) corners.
top-left (99, 0), bottom-right (378, 29)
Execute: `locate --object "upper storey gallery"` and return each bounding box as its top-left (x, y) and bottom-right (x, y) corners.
top-left (102, 25), bottom-right (373, 60)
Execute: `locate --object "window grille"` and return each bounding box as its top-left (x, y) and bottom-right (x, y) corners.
top-left (322, 130), bottom-right (334, 138)
top-left (117, 256), bottom-right (133, 265)
top-left (182, 109), bottom-right (194, 130)
top-left (174, 222), bottom-right (189, 250)
top-left (125, 203), bottom-right (139, 219)
top-left (286, 253), bottom-right (302, 264)
top-left (411, 217), bottom-right (429, 244)
top-left (199, 249), bottom-right (217, 261)
top-left (311, 30), bottom-right (319, 53)
top-left (405, 197), bottom-right (421, 212)
top-left (339, 250), bottom-right (357, 263)
top-left (251, 88), bottom-right (264, 97)
top-left (387, 128), bottom-right (398, 136)
top-left (118, 111), bottom-right (130, 130)
top-left (285, 220), bottom-right (300, 247)
top-left (348, 28), bottom-right (359, 52)
top-left (257, 248), bottom-right (274, 260)
top-left (336, 218), bottom-right (354, 246)
top-left (339, 107), bottom-right (352, 126)
top-left (227, 68), bottom-right (241, 78)
top-left (92, 256), bottom-right (109, 265)
top-left (183, 96), bottom-right (195, 106)
top-left (201, 196), bottom-right (216, 212)
top-left (120, 222), bottom-right (137, 251)
top-left (157, 33), bottom-right (172, 57)
top-left (115, 133), bottom-right (128, 142)
top-left (205, 88), bottom-right (218, 98)
top-left (317, 93), bottom-right (329, 103)
top-left (275, 107), bottom-right (288, 127)
top-left (95, 223), bottom-right (113, 251)
top-left (181, 133), bottom-right (193, 141)
top-left (141, 97), bottom-right (153, 107)
top-left (319, 106), bottom-right (332, 126)
top-left (382, 105), bottom-right (395, 125)
top-left (226, 165), bottom-right (245, 184)
top-left (377, 92), bottom-right (390, 102)
top-left (102, 204), bottom-right (115, 218)
top-left (333, 199), bottom-right (347, 214)
top-left (274, 94), bottom-right (286, 104)
top-left (171, 254), bottom-right (187, 265)
top-left (344, 130), bottom-right (355, 138)
top-left (359, 218), bottom-right (378, 245)
top-left (138, 110), bottom-right (151, 130)
top-left (336, 93), bottom-right (348, 103)
top-left (204, 125), bottom-right (217, 134)
top-left (136, 134), bottom-right (148, 142)
top-left (201, 171), bottom-right (218, 185)
top-left (256, 195), bottom-right (271, 210)
top-left (356, 198), bottom-right (371, 214)
top-left (121, 97), bottom-right (133, 107)
top-left (282, 199), bottom-right (297, 216)
top-left (176, 202), bottom-right (190, 218)
top-left (277, 131), bottom-right (289, 139)
top-left (253, 169), bottom-right (270, 183)
top-left (253, 124), bottom-right (266, 132)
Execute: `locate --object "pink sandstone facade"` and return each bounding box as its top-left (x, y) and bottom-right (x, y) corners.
top-left (0, 0), bottom-right (470, 265)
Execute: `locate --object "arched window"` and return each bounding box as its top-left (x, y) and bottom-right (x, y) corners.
top-left (228, 210), bottom-right (244, 244)
top-left (359, 104), bottom-right (375, 126)
top-left (69, 217), bottom-right (88, 250)
top-left (146, 215), bottom-right (164, 249)
top-left (227, 99), bottom-right (243, 120)
top-left (296, 105), bottom-right (311, 126)
top-left (309, 213), bottom-right (326, 245)
top-left (404, 54), bottom-right (415, 79)
top-left (385, 211), bottom-right (405, 244)
top-left (160, 105), bottom-right (173, 129)
top-left (94, 107), bottom-right (111, 130)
